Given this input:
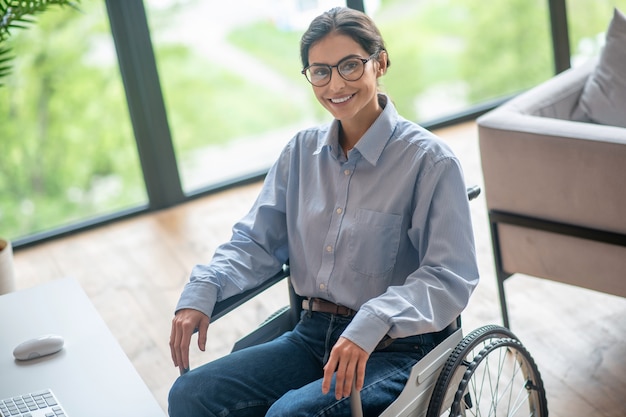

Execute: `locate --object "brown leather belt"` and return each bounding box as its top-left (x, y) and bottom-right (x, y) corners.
top-left (302, 298), bottom-right (357, 316)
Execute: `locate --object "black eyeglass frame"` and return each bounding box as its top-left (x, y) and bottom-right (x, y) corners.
top-left (301, 52), bottom-right (380, 87)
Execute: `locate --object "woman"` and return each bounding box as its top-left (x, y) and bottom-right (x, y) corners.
top-left (169, 6), bottom-right (479, 416)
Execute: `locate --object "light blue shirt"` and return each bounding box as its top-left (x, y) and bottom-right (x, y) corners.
top-left (176, 94), bottom-right (479, 354)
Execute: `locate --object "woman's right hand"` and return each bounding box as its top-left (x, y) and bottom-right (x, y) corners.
top-left (169, 308), bottom-right (210, 372)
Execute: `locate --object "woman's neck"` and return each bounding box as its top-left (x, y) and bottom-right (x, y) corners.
top-left (338, 98), bottom-right (384, 154)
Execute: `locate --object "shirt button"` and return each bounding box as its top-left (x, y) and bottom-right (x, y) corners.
top-left (326, 245), bottom-right (333, 253)
top-left (336, 207), bottom-right (343, 214)
top-left (319, 284), bottom-right (326, 290)
top-left (344, 169), bottom-right (351, 176)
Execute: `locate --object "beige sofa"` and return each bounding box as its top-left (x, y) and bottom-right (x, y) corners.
top-left (477, 59), bottom-right (626, 328)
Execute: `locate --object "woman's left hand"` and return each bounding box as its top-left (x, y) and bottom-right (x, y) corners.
top-left (322, 336), bottom-right (369, 400)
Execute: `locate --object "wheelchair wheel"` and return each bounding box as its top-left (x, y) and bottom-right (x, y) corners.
top-left (426, 327), bottom-right (547, 417)
top-left (426, 324), bottom-right (518, 417)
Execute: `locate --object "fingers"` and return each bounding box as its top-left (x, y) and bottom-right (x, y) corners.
top-left (169, 318), bottom-right (180, 366)
top-left (169, 309), bottom-right (210, 372)
top-left (169, 313), bottom-right (190, 370)
top-left (322, 352), bottom-right (338, 396)
top-left (355, 355), bottom-right (366, 391)
top-left (337, 358), bottom-right (356, 400)
top-left (322, 337), bottom-right (369, 400)
top-left (197, 315), bottom-right (209, 352)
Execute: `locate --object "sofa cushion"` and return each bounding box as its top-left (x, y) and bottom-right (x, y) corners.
top-left (578, 7), bottom-right (626, 128)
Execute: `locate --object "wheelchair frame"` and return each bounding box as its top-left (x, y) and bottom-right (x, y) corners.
top-left (183, 186), bottom-right (548, 416)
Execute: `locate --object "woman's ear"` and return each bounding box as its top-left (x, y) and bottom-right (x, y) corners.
top-left (376, 50), bottom-right (389, 76)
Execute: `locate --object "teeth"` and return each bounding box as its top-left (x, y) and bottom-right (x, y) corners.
top-left (331, 95), bottom-right (353, 104)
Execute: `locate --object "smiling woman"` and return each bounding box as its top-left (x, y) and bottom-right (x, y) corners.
top-left (168, 6), bottom-right (479, 417)
top-left (304, 32), bottom-right (388, 152)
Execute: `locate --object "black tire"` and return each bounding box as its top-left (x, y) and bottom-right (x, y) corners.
top-left (426, 325), bottom-right (520, 417)
top-left (428, 330), bottom-right (548, 417)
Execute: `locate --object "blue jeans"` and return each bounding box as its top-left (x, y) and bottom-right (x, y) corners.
top-left (168, 311), bottom-right (436, 417)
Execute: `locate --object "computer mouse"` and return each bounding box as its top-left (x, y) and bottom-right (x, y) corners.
top-left (13, 334), bottom-right (65, 361)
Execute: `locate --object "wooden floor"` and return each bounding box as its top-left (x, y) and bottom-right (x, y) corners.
top-left (12, 121), bottom-right (626, 416)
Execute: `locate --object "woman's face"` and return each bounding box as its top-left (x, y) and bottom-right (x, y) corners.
top-left (307, 33), bottom-right (386, 128)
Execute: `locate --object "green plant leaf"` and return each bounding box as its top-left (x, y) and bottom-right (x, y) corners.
top-left (0, 0), bottom-right (81, 87)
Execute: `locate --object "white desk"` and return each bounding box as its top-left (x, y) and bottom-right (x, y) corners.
top-left (0, 278), bottom-right (166, 416)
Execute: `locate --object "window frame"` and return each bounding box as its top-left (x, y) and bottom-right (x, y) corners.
top-left (12, 0), bottom-right (572, 249)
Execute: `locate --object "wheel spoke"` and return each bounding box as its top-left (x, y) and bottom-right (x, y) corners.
top-left (425, 326), bottom-right (547, 417)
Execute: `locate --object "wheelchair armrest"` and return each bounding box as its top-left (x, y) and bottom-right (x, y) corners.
top-left (211, 265), bottom-right (290, 322)
top-left (378, 328), bottom-right (464, 417)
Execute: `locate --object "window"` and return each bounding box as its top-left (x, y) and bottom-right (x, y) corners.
top-left (143, 0), bottom-right (344, 193)
top-left (0, 2), bottom-right (146, 241)
top-left (4, 0), bottom-right (597, 247)
top-left (373, 0), bottom-right (553, 122)
top-left (567, 0), bottom-right (626, 66)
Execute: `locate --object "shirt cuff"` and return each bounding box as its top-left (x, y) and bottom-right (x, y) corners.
top-left (341, 309), bottom-right (391, 354)
top-left (175, 281), bottom-right (219, 319)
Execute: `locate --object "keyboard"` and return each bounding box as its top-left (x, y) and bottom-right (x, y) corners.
top-left (0, 389), bottom-right (68, 417)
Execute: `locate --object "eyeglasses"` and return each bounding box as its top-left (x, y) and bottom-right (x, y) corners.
top-left (301, 53), bottom-right (378, 87)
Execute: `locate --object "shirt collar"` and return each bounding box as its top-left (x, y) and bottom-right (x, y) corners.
top-left (313, 94), bottom-right (398, 165)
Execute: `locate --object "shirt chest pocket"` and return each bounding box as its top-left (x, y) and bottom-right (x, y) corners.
top-left (348, 209), bottom-right (402, 277)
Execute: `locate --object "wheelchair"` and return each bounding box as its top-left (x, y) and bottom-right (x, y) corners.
top-left (184, 186), bottom-right (548, 417)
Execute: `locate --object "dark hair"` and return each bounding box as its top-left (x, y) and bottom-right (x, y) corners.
top-left (300, 7), bottom-right (390, 69)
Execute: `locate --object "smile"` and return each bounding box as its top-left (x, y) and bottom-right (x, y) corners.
top-left (330, 94), bottom-right (354, 104)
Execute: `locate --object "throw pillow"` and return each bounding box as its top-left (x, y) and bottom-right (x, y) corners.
top-left (578, 7), bottom-right (626, 128)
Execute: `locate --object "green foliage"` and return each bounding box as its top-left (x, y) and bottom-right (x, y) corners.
top-left (0, 0), bottom-right (80, 84)
top-left (454, 0), bottom-right (551, 103)
top-left (374, 0), bottom-right (554, 119)
top-left (228, 20), bottom-right (302, 82)
top-left (568, 0), bottom-right (626, 58)
top-left (226, 20), bottom-right (326, 121)
top-left (376, 0), bottom-right (466, 118)
top-left (0, 1), bottom-right (144, 238)
top-left (1, 0), bottom-right (623, 241)
top-left (155, 42), bottom-right (305, 152)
